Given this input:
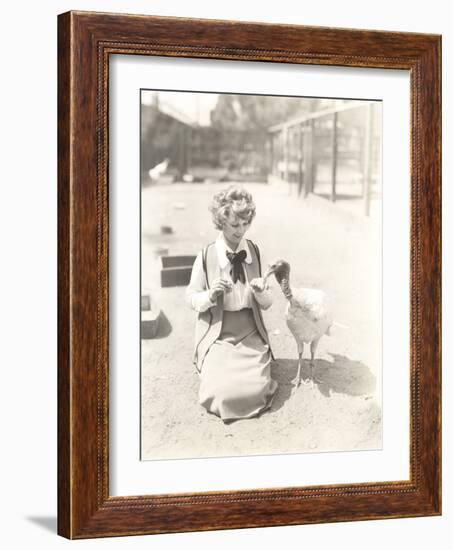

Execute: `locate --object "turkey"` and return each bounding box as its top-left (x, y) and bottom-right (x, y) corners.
top-left (263, 259), bottom-right (333, 388)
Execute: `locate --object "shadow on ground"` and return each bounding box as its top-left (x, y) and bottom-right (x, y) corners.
top-left (153, 311), bottom-right (172, 339)
top-left (316, 353), bottom-right (376, 398)
top-left (315, 193), bottom-right (363, 202)
top-left (270, 352), bottom-right (376, 410)
top-left (269, 358), bottom-right (298, 412)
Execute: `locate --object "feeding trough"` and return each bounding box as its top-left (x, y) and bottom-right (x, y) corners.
top-left (160, 225), bottom-right (174, 235)
top-left (159, 255), bottom-right (196, 287)
top-left (141, 293), bottom-right (161, 339)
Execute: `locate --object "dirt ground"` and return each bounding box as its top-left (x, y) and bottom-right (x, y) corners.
top-left (141, 182), bottom-right (382, 460)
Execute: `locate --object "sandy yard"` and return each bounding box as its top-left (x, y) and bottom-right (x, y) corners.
top-left (141, 182), bottom-right (382, 460)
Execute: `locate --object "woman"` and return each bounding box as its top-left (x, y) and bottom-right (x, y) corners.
top-left (186, 186), bottom-right (278, 422)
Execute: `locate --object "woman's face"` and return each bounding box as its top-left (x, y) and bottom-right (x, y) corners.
top-left (222, 212), bottom-right (251, 248)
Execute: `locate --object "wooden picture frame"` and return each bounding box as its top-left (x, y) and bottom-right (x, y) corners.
top-left (57, 10), bottom-right (441, 539)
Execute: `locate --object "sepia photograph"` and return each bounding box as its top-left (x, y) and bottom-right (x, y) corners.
top-left (140, 89), bottom-right (382, 461)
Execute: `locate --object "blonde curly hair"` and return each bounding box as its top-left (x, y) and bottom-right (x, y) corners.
top-left (209, 186), bottom-right (257, 230)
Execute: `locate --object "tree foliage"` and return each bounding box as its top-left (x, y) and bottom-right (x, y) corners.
top-left (210, 95), bottom-right (317, 131)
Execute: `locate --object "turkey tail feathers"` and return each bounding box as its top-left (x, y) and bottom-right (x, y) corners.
top-left (325, 322), bottom-right (349, 337)
top-left (331, 321), bottom-right (350, 329)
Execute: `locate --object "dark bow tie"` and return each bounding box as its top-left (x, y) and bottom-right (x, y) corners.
top-left (226, 250), bottom-right (247, 284)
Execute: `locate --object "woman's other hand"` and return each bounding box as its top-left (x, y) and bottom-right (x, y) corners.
top-left (250, 277), bottom-right (267, 293)
top-left (209, 278), bottom-right (232, 302)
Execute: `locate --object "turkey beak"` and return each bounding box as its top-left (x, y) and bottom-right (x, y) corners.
top-left (263, 265), bottom-right (276, 284)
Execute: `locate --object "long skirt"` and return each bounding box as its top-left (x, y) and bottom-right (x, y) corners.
top-left (199, 308), bottom-right (278, 421)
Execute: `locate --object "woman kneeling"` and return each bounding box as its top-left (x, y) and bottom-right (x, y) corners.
top-left (186, 186), bottom-right (278, 422)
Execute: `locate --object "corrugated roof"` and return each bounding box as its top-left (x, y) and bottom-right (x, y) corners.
top-left (157, 101), bottom-right (197, 127)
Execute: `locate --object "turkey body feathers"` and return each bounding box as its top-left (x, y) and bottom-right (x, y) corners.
top-left (286, 288), bottom-right (333, 344)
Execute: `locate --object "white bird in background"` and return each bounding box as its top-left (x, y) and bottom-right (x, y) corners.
top-left (148, 158), bottom-right (169, 181)
top-left (263, 259), bottom-right (334, 388)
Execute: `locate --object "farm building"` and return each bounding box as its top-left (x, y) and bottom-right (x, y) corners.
top-left (268, 99), bottom-right (381, 215)
top-left (141, 93), bottom-right (381, 215)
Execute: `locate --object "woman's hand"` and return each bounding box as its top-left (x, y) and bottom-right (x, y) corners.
top-left (209, 278), bottom-right (233, 302)
top-left (250, 277), bottom-right (267, 293)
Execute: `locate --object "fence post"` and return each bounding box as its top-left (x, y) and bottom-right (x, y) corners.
top-left (298, 123), bottom-right (304, 196)
top-left (269, 133), bottom-right (274, 180)
top-left (330, 112), bottom-right (338, 202)
top-left (283, 126), bottom-right (290, 193)
top-left (304, 120), bottom-right (314, 197)
top-left (363, 103), bottom-right (375, 216)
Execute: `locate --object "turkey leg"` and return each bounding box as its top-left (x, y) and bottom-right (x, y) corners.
top-left (309, 338), bottom-right (323, 387)
top-left (294, 342), bottom-right (311, 387)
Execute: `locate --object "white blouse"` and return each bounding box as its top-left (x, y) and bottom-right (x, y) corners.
top-left (186, 233), bottom-right (273, 313)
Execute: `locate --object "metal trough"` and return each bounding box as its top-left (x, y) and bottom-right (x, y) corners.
top-left (159, 255), bottom-right (196, 287)
top-left (141, 293), bottom-right (161, 339)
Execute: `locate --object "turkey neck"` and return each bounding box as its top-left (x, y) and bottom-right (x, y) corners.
top-left (279, 277), bottom-right (293, 301)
